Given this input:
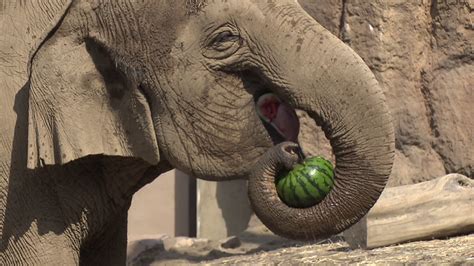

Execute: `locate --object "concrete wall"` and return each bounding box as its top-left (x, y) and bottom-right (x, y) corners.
top-left (128, 170), bottom-right (195, 240)
top-left (197, 179), bottom-right (252, 240)
top-left (128, 170), bottom-right (253, 241)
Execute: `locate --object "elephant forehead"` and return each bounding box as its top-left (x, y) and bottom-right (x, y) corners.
top-left (130, 3), bottom-right (186, 54)
top-left (182, 0), bottom-right (263, 29)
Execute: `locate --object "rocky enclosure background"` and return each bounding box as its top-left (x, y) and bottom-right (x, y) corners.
top-left (298, 0), bottom-right (473, 186)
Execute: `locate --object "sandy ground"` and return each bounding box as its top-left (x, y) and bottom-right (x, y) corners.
top-left (207, 235), bottom-right (474, 265)
top-left (129, 227), bottom-right (474, 265)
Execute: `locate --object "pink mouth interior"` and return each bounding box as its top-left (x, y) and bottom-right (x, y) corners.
top-left (256, 93), bottom-right (300, 142)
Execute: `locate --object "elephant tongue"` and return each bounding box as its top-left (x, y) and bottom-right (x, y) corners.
top-left (256, 93), bottom-right (300, 142)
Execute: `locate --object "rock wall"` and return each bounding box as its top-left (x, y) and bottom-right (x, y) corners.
top-left (298, 0), bottom-right (473, 186)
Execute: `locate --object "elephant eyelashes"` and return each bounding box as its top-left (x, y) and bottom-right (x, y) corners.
top-left (203, 26), bottom-right (242, 59)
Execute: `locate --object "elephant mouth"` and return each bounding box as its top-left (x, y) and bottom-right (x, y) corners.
top-left (256, 93), bottom-right (300, 142)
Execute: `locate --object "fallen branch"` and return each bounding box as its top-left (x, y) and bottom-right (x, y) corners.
top-left (343, 174), bottom-right (474, 249)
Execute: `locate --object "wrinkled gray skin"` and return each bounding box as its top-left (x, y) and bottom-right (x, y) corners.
top-left (0, 0), bottom-right (394, 265)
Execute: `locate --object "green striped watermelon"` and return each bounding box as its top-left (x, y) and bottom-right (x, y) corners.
top-left (276, 156), bottom-right (334, 208)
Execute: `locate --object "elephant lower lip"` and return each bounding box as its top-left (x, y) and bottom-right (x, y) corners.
top-left (256, 93), bottom-right (300, 142)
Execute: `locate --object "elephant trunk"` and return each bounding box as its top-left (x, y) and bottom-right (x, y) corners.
top-left (248, 7), bottom-right (395, 240)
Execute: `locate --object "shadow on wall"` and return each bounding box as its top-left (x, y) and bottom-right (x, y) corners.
top-left (196, 178), bottom-right (253, 239)
top-left (175, 170), bottom-right (196, 237)
top-left (129, 171), bottom-right (253, 241)
top-left (216, 180), bottom-right (253, 237)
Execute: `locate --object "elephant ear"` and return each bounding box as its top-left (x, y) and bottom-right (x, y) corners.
top-left (27, 33), bottom-right (160, 169)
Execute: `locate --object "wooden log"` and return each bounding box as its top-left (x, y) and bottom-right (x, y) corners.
top-left (343, 174), bottom-right (474, 249)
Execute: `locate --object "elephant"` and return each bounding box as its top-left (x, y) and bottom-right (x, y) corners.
top-left (0, 0), bottom-right (395, 265)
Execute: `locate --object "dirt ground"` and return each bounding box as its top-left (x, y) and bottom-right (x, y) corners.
top-left (208, 235), bottom-right (474, 265)
top-left (129, 227), bottom-right (474, 265)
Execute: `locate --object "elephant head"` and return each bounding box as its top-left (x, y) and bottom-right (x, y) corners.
top-left (27, 0), bottom-right (394, 240)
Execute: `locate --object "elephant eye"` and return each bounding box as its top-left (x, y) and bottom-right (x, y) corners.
top-left (211, 31), bottom-right (241, 51)
top-left (203, 27), bottom-right (242, 59)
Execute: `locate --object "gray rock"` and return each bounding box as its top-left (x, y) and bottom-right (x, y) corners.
top-left (163, 237), bottom-right (211, 252)
top-left (219, 236), bottom-right (241, 249)
top-left (127, 235), bottom-right (168, 265)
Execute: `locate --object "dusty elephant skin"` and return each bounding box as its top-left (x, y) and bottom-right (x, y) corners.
top-left (0, 0), bottom-right (394, 265)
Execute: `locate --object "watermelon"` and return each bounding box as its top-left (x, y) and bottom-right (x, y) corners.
top-left (276, 156), bottom-right (334, 208)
